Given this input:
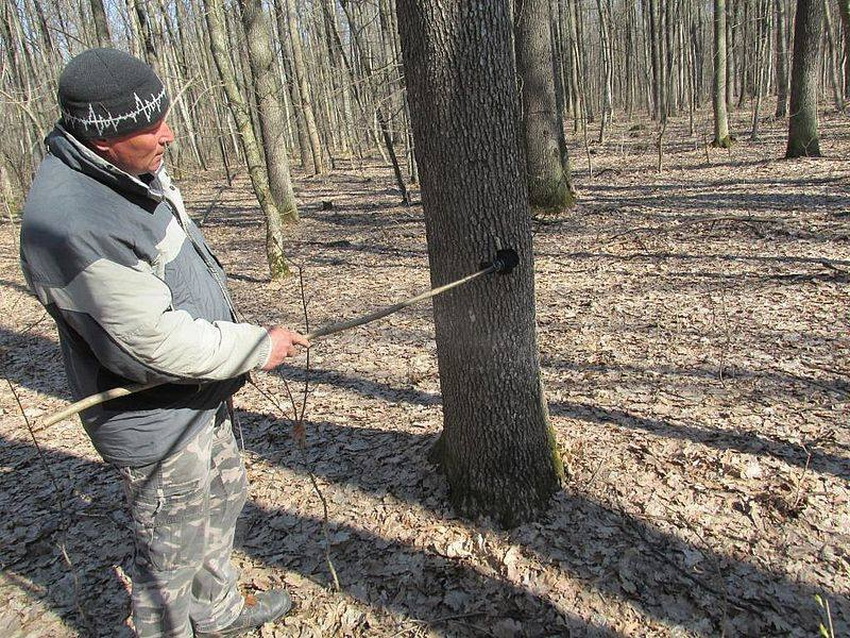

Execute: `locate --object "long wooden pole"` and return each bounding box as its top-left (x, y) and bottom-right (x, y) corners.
top-left (42, 252), bottom-right (517, 427)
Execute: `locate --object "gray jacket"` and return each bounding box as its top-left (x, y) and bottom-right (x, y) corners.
top-left (20, 126), bottom-right (271, 466)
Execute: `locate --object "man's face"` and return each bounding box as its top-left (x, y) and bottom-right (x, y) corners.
top-left (91, 118), bottom-right (175, 176)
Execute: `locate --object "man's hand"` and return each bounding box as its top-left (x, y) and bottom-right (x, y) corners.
top-left (261, 326), bottom-right (310, 370)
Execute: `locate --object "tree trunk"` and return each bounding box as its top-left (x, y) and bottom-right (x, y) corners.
top-left (240, 0), bottom-right (299, 223)
top-left (775, 0), bottom-right (790, 117)
top-left (713, 0), bottom-right (733, 146)
top-left (89, 0), bottom-right (112, 47)
top-left (726, 0), bottom-right (736, 108)
top-left (839, 0), bottom-right (850, 100)
top-left (395, 0), bottom-right (564, 528)
top-left (285, 0), bottom-right (325, 174)
top-left (648, 0), bottom-right (662, 120)
top-left (204, 0), bottom-right (291, 278)
top-left (338, 0), bottom-right (410, 203)
top-left (515, 0), bottom-right (574, 212)
top-left (594, 0), bottom-right (614, 142)
top-left (786, 0), bottom-right (824, 157)
top-left (824, 0), bottom-right (846, 111)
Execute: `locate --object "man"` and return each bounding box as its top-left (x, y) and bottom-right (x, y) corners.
top-left (19, 48), bottom-right (308, 637)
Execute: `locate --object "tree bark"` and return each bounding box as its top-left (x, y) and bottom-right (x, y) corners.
top-left (285, 0), bottom-right (325, 174)
top-left (713, 0), bottom-right (733, 146)
top-left (89, 0), bottom-right (112, 47)
top-left (785, 0), bottom-right (824, 157)
top-left (839, 0), bottom-right (850, 100)
top-left (240, 0), bottom-right (299, 223)
top-left (823, 0), bottom-right (846, 111)
top-left (515, 0), bottom-right (574, 212)
top-left (395, 0), bottom-right (564, 528)
top-left (204, 0), bottom-right (291, 278)
top-left (648, 0), bottom-right (666, 121)
top-left (338, 0), bottom-right (410, 203)
top-left (775, 0), bottom-right (790, 117)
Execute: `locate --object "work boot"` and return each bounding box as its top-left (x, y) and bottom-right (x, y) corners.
top-left (194, 589), bottom-right (292, 637)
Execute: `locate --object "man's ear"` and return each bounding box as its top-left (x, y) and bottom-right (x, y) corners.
top-left (89, 138), bottom-right (111, 153)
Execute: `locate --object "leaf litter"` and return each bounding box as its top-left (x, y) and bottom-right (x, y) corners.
top-left (0, 113), bottom-right (848, 636)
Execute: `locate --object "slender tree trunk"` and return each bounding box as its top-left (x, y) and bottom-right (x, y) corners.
top-left (240, 0), bottom-right (299, 223)
top-left (273, 0), bottom-right (312, 171)
top-left (396, 0), bottom-right (563, 528)
top-left (838, 0), bottom-right (850, 100)
top-left (786, 0), bottom-right (824, 157)
top-left (648, 0), bottom-right (662, 120)
top-left (824, 0), bottom-right (846, 111)
top-left (751, 0), bottom-right (771, 140)
top-left (713, 0), bottom-right (733, 146)
top-left (89, 0), bottom-right (112, 47)
top-left (726, 0), bottom-right (736, 108)
top-left (204, 0), bottom-right (291, 278)
top-left (338, 0), bottom-right (410, 203)
top-left (515, 0), bottom-right (574, 212)
top-left (285, 0), bottom-right (325, 174)
top-left (594, 0), bottom-right (614, 142)
top-left (775, 0), bottom-right (790, 117)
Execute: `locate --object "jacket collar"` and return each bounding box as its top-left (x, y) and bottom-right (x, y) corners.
top-left (45, 125), bottom-right (165, 203)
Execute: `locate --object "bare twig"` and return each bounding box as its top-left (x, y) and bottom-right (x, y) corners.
top-left (6, 378), bottom-right (63, 498)
top-left (5, 378), bottom-right (94, 634)
top-left (790, 444), bottom-right (813, 512)
top-left (247, 264), bottom-right (341, 591)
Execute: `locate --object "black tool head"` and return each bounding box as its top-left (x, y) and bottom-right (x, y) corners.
top-left (491, 248), bottom-right (519, 274)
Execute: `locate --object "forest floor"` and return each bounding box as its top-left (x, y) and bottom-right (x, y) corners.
top-left (0, 110), bottom-right (848, 637)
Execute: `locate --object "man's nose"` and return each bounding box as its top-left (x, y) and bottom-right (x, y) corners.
top-left (158, 121), bottom-right (175, 144)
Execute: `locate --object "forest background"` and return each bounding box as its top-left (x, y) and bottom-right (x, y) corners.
top-left (1, 0), bottom-right (849, 636)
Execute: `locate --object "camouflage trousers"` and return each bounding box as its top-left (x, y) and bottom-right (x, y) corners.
top-left (118, 406), bottom-right (248, 637)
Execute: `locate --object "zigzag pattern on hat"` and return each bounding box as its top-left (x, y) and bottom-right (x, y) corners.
top-left (61, 87), bottom-right (168, 137)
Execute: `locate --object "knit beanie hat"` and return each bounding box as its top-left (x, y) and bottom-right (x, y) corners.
top-left (58, 48), bottom-right (170, 140)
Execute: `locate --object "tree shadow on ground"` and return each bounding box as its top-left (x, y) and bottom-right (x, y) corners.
top-left (0, 403), bottom-right (845, 636)
top-left (1, 317), bottom-right (846, 634)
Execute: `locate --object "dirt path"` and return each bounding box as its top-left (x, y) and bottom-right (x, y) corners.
top-left (1, 112), bottom-right (848, 636)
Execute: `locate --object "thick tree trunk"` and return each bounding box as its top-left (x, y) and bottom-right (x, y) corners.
top-left (713, 0), bottom-right (733, 147)
top-left (785, 0), bottom-right (824, 157)
top-left (204, 0), bottom-right (290, 278)
top-left (515, 0), bottom-right (574, 212)
top-left (240, 0), bottom-right (299, 223)
top-left (396, 0), bottom-right (564, 528)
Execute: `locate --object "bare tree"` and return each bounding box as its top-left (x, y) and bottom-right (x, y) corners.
top-left (786, 0), bottom-right (824, 157)
top-left (775, 0), bottom-right (791, 117)
top-left (89, 0), bottom-right (112, 47)
top-left (713, 0), bottom-right (733, 147)
top-left (515, 0), bottom-right (574, 212)
top-left (204, 0), bottom-right (292, 278)
top-left (396, 0), bottom-right (564, 527)
top-left (824, 0), bottom-right (846, 111)
top-left (239, 0), bottom-right (299, 222)
top-left (285, 0), bottom-right (325, 174)
top-left (839, 0), bottom-right (850, 100)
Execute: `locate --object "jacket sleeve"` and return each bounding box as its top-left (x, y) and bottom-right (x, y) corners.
top-left (37, 250), bottom-right (272, 384)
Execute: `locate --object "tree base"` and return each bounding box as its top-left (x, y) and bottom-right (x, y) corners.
top-left (428, 429), bottom-right (564, 529)
top-left (711, 136), bottom-right (735, 149)
top-left (267, 254), bottom-right (291, 280)
top-left (528, 177), bottom-right (576, 214)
